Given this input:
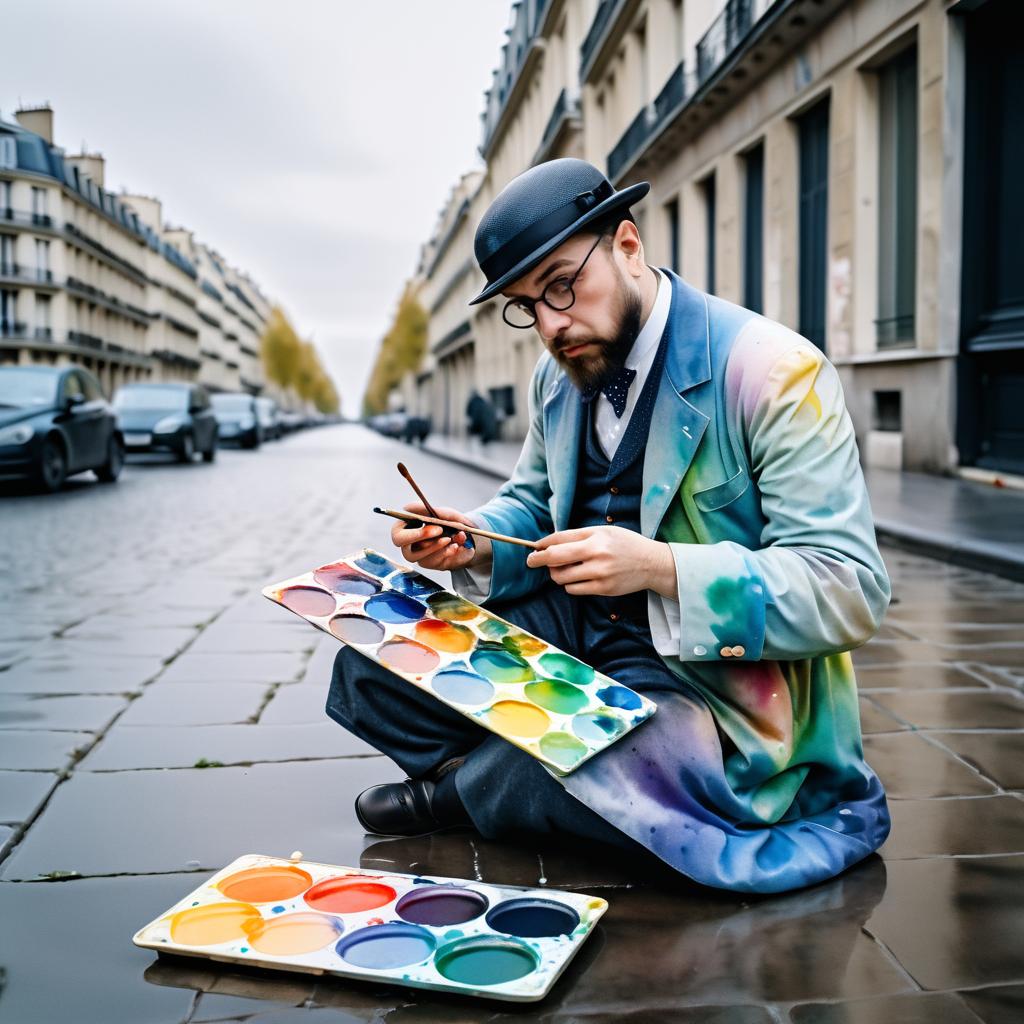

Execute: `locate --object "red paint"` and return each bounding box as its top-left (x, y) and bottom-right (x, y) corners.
top-left (304, 876), bottom-right (397, 914)
top-left (378, 638), bottom-right (440, 674)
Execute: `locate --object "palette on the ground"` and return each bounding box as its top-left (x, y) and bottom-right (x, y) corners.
top-left (134, 853), bottom-right (608, 1002)
top-left (262, 548), bottom-right (656, 775)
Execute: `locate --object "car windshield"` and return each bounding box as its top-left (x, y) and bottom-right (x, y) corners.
top-left (115, 387), bottom-right (187, 411)
top-left (0, 369), bottom-right (58, 409)
top-left (211, 394), bottom-right (252, 412)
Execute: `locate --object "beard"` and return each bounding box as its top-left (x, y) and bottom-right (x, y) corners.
top-left (551, 279), bottom-right (643, 393)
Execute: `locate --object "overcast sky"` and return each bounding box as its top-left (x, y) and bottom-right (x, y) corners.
top-left (2, 0), bottom-right (512, 414)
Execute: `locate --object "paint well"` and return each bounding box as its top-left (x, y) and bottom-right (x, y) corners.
top-left (524, 679), bottom-right (590, 714)
top-left (395, 886), bottom-right (488, 926)
top-left (537, 652), bottom-right (595, 686)
top-left (389, 571), bottom-right (442, 598)
top-left (485, 898), bottom-right (580, 938)
top-left (336, 923), bottom-right (436, 969)
top-left (353, 551), bottom-right (394, 578)
top-left (572, 711), bottom-right (627, 742)
top-left (485, 700), bottom-right (550, 738)
top-left (471, 644), bottom-right (535, 684)
top-left (245, 912), bottom-right (342, 956)
top-left (426, 592), bottom-right (480, 622)
top-left (476, 617), bottom-right (510, 639)
top-left (217, 865), bottom-right (313, 904)
top-left (305, 876), bottom-right (396, 914)
top-left (501, 633), bottom-right (548, 658)
top-left (280, 586), bottom-right (337, 619)
top-left (170, 901), bottom-right (262, 946)
top-left (329, 614), bottom-right (385, 645)
top-left (365, 592), bottom-right (427, 624)
top-left (312, 563), bottom-right (381, 596)
top-left (431, 666), bottom-right (494, 706)
top-left (538, 731), bottom-right (589, 768)
top-left (414, 618), bottom-right (474, 653)
top-left (378, 638), bottom-right (440, 674)
top-left (434, 937), bottom-right (538, 986)
top-left (596, 684), bottom-right (643, 711)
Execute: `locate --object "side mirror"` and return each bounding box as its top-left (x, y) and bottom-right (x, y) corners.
top-left (64, 393), bottom-right (85, 411)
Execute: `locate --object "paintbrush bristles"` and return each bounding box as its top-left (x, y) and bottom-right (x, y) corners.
top-left (397, 462), bottom-right (440, 519)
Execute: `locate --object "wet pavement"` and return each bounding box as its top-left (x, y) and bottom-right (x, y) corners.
top-left (2, 424), bottom-right (1024, 1022)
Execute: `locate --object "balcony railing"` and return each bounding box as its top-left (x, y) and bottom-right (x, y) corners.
top-left (695, 0), bottom-right (769, 87)
top-left (606, 62), bottom-right (686, 181)
top-left (580, 0), bottom-right (618, 78)
top-left (34, 326), bottom-right (53, 340)
top-left (0, 320), bottom-right (28, 339)
top-left (608, 107), bottom-right (654, 182)
top-left (0, 208), bottom-right (56, 230)
top-left (68, 329), bottom-right (104, 350)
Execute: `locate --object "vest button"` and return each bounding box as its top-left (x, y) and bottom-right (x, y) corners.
top-left (605, 515), bottom-right (614, 523)
top-left (609, 485), bottom-right (619, 495)
top-left (608, 612), bottom-right (619, 621)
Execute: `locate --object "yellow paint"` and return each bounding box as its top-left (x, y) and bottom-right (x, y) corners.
top-left (170, 901), bottom-right (261, 946)
top-left (245, 912), bottom-right (340, 956)
top-left (486, 700), bottom-right (550, 738)
top-left (781, 349), bottom-right (823, 420)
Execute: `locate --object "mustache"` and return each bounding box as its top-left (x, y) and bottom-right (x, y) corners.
top-left (553, 337), bottom-right (603, 356)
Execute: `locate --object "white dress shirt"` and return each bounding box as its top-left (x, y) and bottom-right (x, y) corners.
top-left (453, 267), bottom-right (682, 655)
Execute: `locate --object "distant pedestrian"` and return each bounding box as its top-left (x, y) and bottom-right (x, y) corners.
top-left (465, 390), bottom-right (498, 446)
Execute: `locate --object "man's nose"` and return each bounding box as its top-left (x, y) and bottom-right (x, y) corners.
top-left (534, 302), bottom-right (572, 341)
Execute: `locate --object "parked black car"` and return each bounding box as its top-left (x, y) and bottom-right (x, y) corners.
top-left (255, 396), bottom-right (282, 441)
top-left (0, 364), bottom-right (124, 492)
top-left (113, 382), bottom-right (218, 463)
top-left (211, 391), bottom-right (261, 448)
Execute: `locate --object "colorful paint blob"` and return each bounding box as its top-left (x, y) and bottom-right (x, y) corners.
top-left (217, 865), bottom-right (313, 904)
top-left (485, 700), bottom-right (550, 738)
top-left (279, 586), bottom-right (336, 619)
top-left (352, 551), bottom-right (394, 578)
top-left (538, 731), bottom-right (589, 769)
top-left (471, 643), bottom-right (535, 684)
top-left (537, 652), bottom-right (595, 686)
top-left (435, 937), bottom-right (538, 985)
top-left (414, 618), bottom-right (474, 653)
top-left (426, 592), bottom-right (480, 622)
top-left (431, 666), bottom-right (494, 706)
top-left (329, 614), bottom-right (385, 645)
top-left (364, 592), bottom-right (427, 624)
top-left (378, 638), bottom-right (440, 674)
top-left (244, 912), bottom-right (342, 956)
top-left (501, 633), bottom-right (548, 658)
top-left (476, 617), bottom-right (510, 640)
top-left (169, 902), bottom-right (262, 946)
top-left (389, 571), bottom-right (443, 598)
top-left (304, 876), bottom-right (396, 914)
top-left (596, 684), bottom-right (643, 711)
top-left (485, 898), bottom-right (580, 938)
top-left (572, 711), bottom-right (627, 743)
top-left (336, 923), bottom-right (436, 969)
top-left (524, 679), bottom-right (590, 714)
top-left (312, 563), bottom-right (381, 596)
top-left (395, 886), bottom-right (488, 926)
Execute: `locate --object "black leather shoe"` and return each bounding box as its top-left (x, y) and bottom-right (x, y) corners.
top-left (355, 779), bottom-right (443, 838)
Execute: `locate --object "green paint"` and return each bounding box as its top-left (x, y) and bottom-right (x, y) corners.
top-left (477, 617), bottom-right (510, 639)
top-left (501, 632), bottom-right (548, 658)
top-left (470, 642), bottom-right (535, 683)
top-left (706, 573), bottom-right (762, 646)
top-left (435, 941), bottom-right (537, 985)
top-left (524, 679), bottom-right (590, 714)
top-left (538, 731), bottom-right (588, 768)
top-left (426, 592), bottom-right (479, 622)
top-left (537, 652), bottom-right (595, 686)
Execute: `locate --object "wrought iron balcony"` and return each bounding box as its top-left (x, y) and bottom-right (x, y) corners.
top-left (608, 107), bottom-right (654, 183)
top-left (695, 0), bottom-right (768, 87)
top-left (607, 62), bottom-right (686, 182)
top-left (580, 0), bottom-right (618, 79)
top-left (0, 320), bottom-right (28, 338)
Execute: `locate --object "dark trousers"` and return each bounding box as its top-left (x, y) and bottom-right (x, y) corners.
top-left (326, 581), bottom-right (685, 860)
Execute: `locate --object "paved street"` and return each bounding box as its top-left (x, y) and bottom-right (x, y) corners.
top-left (2, 424), bottom-right (1024, 1023)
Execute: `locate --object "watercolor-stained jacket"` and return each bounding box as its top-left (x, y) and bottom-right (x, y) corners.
top-left (464, 270), bottom-right (892, 893)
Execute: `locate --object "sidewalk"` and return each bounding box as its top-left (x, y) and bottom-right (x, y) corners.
top-left (420, 433), bottom-right (1024, 582)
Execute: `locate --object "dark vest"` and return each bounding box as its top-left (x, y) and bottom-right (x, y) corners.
top-left (569, 326), bottom-right (670, 630)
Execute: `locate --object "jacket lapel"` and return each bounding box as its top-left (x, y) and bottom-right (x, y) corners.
top-left (640, 271), bottom-right (712, 537)
top-left (542, 372), bottom-right (582, 532)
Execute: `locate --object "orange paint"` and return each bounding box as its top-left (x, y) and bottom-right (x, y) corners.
top-left (170, 901), bottom-right (261, 946)
top-left (304, 875), bottom-right (397, 914)
top-left (244, 912), bottom-right (341, 956)
top-left (414, 618), bottom-right (474, 653)
top-left (217, 865), bottom-right (313, 904)
top-left (486, 700), bottom-right (550, 738)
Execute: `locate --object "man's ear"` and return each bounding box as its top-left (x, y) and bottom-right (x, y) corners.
top-left (614, 220), bottom-right (645, 277)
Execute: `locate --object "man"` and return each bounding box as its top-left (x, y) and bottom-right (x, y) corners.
top-left (327, 158), bottom-right (891, 893)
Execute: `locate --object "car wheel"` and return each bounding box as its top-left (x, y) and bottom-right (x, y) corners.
top-left (96, 434), bottom-right (124, 483)
top-left (178, 432), bottom-right (196, 463)
top-left (37, 437), bottom-right (68, 492)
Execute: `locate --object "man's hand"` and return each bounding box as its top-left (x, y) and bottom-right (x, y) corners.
top-left (526, 526), bottom-right (678, 600)
top-left (390, 502), bottom-right (491, 573)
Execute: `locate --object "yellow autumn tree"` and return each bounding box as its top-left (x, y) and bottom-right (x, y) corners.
top-left (362, 282), bottom-right (427, 416)
top-left (260, 306), bottom-right (339, 415)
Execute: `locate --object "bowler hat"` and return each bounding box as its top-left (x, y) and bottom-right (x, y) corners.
top-left (469, 158), bottom-right (650, 305)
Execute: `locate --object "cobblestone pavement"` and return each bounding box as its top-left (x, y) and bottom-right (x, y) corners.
top-left (1, 424), bottom-right (1023, 1023)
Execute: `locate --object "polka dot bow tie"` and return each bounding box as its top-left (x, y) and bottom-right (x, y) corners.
top-left (582, 365), bottom-right (637, 418)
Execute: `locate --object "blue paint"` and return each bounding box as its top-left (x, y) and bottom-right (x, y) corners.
top-left (572, 711), bottom-right (626, 742)
top-left (485, 898), bottom-right (579, 938)
top-left (336, 923), bottom-right (436, 969)
top-left (389, 571), bottom-right (443, 598)
top-left (353, 551), bottom-right (394, 578)
top-left (596, 685), bottom-right (643, 711)
top-left (272, 905), bottom-right (284, 913)
top-left (364, 592), bottom-right (426, 624)
top-left (432, 666), bottom-right (495, 706)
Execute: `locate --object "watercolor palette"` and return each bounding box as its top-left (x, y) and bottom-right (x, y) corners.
top-left (262, 548), bottom-right (656, 775)
top-left (134, 853), bottom-right (608, 1002)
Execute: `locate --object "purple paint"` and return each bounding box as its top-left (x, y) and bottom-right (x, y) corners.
top-left (395, 886), bottom-right (488, 926)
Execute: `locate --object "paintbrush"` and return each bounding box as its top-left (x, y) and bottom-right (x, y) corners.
top-left (396, 461), bottom-right (475, 550)
top-left (373, 506), bottom-right (542, 550)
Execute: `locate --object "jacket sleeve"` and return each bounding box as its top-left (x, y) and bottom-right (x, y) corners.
top-left (670, 343), bottom-right (891, 663)
top-left (455, 357), bottom-right (555, 603)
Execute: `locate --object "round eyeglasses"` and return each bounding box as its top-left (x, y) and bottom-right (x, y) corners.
top-left (501, 234), bottom-right (604, 330)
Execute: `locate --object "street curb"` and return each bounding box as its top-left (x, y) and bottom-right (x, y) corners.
top-left (419, 444), bottom-right (508, 482)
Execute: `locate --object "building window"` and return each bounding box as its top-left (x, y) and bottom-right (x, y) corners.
top-left (35, 238), bottom-right (50, 281)
top-left (798, 97), bottom-right (830, 351)
top-left (0, 138), bottom-right (15, 170)
top-left (31, 187), bottom-right (47, 221)
top-left (743, 143), bottom-right (765, 314)
top-left (0, 289), bottom-right (17, 333)
top-left (0, 180), bottom-right (11, 215)
top-left (0, 234), bottom-right (14, 275)
top-left (701, 173), bottom-right (716, 295)
top-left (35, 293), bottom-right (51, 340)
top-left (876, 46), bottom-right (918, 347)
top-left (664, 198), bottom-right (680, 273)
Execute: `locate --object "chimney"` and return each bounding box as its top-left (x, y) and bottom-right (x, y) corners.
top-left (120, 194), bottom-right (162, 232)
top-left (14, 105), bottom-right (54, 144)
top-left (67, 153), bottom-right (106, 188)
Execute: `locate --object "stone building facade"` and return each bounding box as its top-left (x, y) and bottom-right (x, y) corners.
top-left (410, 0), bottom-right (1023, 478)
top-left (0, 106), bottom-right (268, 397)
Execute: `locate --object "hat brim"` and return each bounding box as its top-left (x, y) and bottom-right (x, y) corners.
top-left (468, 181), bottom-right (651, 305)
